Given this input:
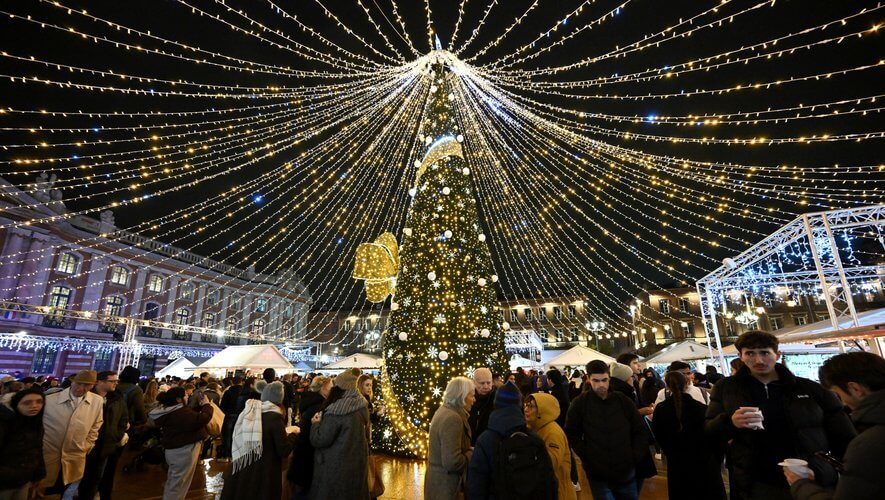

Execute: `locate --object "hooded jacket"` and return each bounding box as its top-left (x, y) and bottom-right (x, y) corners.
top-left (309, 389), bottom-right (369, 500)
top-left (0, 403), bottom-right (45, 489)
top-left (705, 363), bottom-right (856, 493)
top-left (527, 393), bottom-right (577, 500)
top-left (467, 405), bottom-right (527, 499)
top-left (791, 389), bottom-right (885, 499)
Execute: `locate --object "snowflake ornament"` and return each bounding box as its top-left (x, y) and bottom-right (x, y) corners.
top-left (434, 313), bottom-right (446, 323)
top-left (456, 344), bottom-right (468, 356)
top-left (427, 345), bottom-right (438, 358)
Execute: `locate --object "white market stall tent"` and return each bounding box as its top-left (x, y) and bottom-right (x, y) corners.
top-left (155, 356), bottom-right (207, 379)
top-left (643, 340), bottom-right (712, 366)
top-left (197, 344), bottom-right (293, 374)
top-left (544, 345), bottom-right (615, 369)
top-left (321, 353), bottom-right (382, 371)
top-left (509, 354), bottom-right (539, 371)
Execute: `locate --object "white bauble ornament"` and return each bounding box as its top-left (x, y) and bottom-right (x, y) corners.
top-left (462, 167), bottom-right (471, 175)
top-left (430, 85), bottom-right (438, 93)
top-left (398, 332), bottom-right (408, 341)
top-left (477, 278), bottom-right (487, 287)
top-left (413, 160), bottom-right (421, 168)
top-left (438, 351), bottom-right (448, 361)
top-left (491, 275), bottom-right (498, 283)
top-left (456, 134), bottom-right (464, 142)
top-left (444, 230), bottom-right (453, 238)
top-left (723, 257), bottom-right (737, 269)
top-left (502, 321), bottom-right (511, 331)
top-left (391, 302), bottom-right (399, 311)
top-left (478, 234), bottom-right (486, 242)
top-left (442, 186), bottom-right (451, 195)
top-left (408, 188), bottom-right (416, 197)
top-left (403, 227), bottom-right (412, 236)
top-left (480, 328), bottom-right (490, 338)
top-left (427, 271), bottom-right (436, 281)
top-left (425, 136), bottom-right (433, 145)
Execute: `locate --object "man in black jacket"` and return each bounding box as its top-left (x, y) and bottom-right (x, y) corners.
top-left (705, 331), bottom-right (856, 500)
top-left (566, 360), bottom-right (647, 500)
top-left (79, 370), bottom-right (129, 500)
top-left (786, 351), bottom-right (885, 499)
top-left (468, 367), bottom-right (496, 445)
top-left (217, 376), bottom-right (243, 460)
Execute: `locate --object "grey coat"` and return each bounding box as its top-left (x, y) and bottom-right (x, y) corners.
top-left (425, 404), bottom-right (473, 500)
top-left (309, 390), bottom-right (370, 500)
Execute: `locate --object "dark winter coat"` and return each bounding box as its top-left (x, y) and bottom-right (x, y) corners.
top-left (791, 389), bottom-right (885, 499)
top-left (468, 388), bottom-right (496, 445)
top-left (548, 382), bottom-right (571, 428)
top-left (236, 388), bottom-right (260, 414)
top-left (640, 372), bottom-right (664, 407)
top-left (653, 394), bottom-right (726, 500)
top-left (565, 389), bottom-right (648, 483)
top-left (219, 385), bottom-right (243, 416)
top-left (309, 389), bottom-right (369, 500)
top-left (95, 390), bottom-right (129, 458)
top-left (117, 382), bottom-right (147, 426)
top-left (149, 403), bottom-right (213, 450)
top-left (705, 364), bottom-right (856, 494)
top-left (0, 404), bottom-right (45, 489)
top-left (466, 405), bottom-right (528, 499)
top-left (287, 390), bottom-right (324, 490)
top-left (221, 410), bottom-right (297, 500)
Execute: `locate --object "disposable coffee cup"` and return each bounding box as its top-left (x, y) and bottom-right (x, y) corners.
top-left (780, 458), bottom-right (811, 477)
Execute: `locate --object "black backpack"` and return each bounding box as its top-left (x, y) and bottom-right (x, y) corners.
top-left (492, 429), bottom-right (557, 500)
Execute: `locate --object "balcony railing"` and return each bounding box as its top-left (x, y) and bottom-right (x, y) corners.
top-left (41, 313), bottom-right (77, 330)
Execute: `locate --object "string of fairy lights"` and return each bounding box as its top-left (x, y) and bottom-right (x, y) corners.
top-left (0, 0), bottom-right (882, 355)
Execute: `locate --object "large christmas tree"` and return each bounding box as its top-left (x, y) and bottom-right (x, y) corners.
top-left (378, 58), bottom-right (508, 458)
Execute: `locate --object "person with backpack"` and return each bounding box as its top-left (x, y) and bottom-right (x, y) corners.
top-left (565, 360), bottom-right (649, 500)
top-left (467, 382), bottom-right (556, 500)
top-left (525, 392), bottom-right (576, 500)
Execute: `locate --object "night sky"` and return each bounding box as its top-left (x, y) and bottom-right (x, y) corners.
top-left (0, 0), bottom-right (882, 326)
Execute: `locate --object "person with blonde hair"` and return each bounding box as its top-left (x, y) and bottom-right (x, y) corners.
top-left (425, 376), bottom-right (475, 500)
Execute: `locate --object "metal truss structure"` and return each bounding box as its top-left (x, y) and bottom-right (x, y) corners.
top-left (697, 205), bottom-right (885, 372)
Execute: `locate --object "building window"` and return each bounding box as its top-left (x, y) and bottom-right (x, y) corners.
top-left (56, 253), bottom-right (78, 274)
top-left (763, 295), bottom-right (774, 307)
top-left (568, 305), bottom-right (577, 319)
top-left (110, 266), bottom-right (129, 286)
top-left (179, 281), bottom-right (194, 299)
top-left (553, 307), bottom-right (562, 320)
top-left (524, 308), bottom-right (533, 321)
top-left (770, 317), bottom-right (783, 330)
top-left (284, 302), bottom-right (293, 318)
top-left (678, 298), bottom-right (690, 313)
top-left (510, 309), bottom-right (517, 321)
top-left (93, 350), bottom-right (113, 372)
top-left (345, 320), bottom-right (352, 331)
top-left (725, 321), bottom-right (736, 336)
top-left (538, 308), bottom-right (546, 322)
top-left (103, 296), bottom-right (124, 317)
top-left (555, 328), bottom-right (564, 342)
top-left (143, 302), bottom-right (160, 321)
top-left (659, 299), bottom-right (670, 314)
top-left (175, 308), bottom-right (190, 326)
top-left (816, 314), bottom-right (829, 323)
top-left (664, 324), bottom-right (674, 339)
top-left (226, 317), bottom-right (239, 332)
top-left (253, 319), bottom-right (266, 337)
top-left (793, 315), bottom-right (807, 326)
top-left (206, 288), bottom-right (219, 305)
top-left (570, 327), bottom-right (579, 341)
top-left (203, 312), bottom-right (216, 328)
top-left (682, 322), bottom-right (693, 338)
top-left (256, 298), bottom-right (268, 313)
top-left (148, 275), bottom-right (164, 293)
top-left (538, 328), bottom-right (548, 342)
top-left (31, 347), bottom-right (57, 374)
top-left (48, 286), bottom-right (72, 309)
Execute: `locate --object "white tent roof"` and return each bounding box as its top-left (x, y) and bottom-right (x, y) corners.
top-left (543, 345), bottom-right (615, 368)
top-left (644, 340), bottom-right (712, 365)
top-left (322, 353), bottom-right (382, 370)
top-left (198, 344), bottom-right (293, 372)
top-left (509, 354), bottom-right (539, 371)
top-left (722, 342), bottom-right (843, 356)
top-left (773, 307), bottom-right (885, 344)
top-left (155, 357), bottom-right (197, 379)
top-left (291, 361), bottom-right (312, 372)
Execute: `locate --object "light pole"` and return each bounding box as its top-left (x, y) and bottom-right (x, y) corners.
top-left (587, 321), bottom-right (605, 351)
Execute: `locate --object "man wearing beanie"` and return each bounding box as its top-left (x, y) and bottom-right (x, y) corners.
top-left (222, 380), bottom-right (298, 500)
top-left (467, 382), bottom-right (557, 498)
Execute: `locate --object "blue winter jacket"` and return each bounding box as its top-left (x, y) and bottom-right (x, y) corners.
top-left (466, 405), bottom-right (527, 499)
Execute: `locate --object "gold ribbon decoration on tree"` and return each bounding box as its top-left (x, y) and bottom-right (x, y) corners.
top-left (353, 232), bottom-right (400, 303)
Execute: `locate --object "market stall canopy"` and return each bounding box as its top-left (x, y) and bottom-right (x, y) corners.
top-left (291, 361), bottom-right (312, 372)
top-left (509, 354), bottom-right (538, 371)
top-left (156, 356), bottom-right (207, 379)
top-left (722, 342), bottom-right (844, 356)
top-left (772, 307), bottom-right (885, 345)
top-left (322, 353), bottom-right (382, 370)
top-left (197, 344), bottom-right (293, 372)
top-left (543, 345), bottom-right (615, 368)
top-left (644, 340), bottom-right (711, 365)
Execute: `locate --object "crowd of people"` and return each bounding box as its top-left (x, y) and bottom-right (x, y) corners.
top-left (0, 329), bottom-right (882, 500)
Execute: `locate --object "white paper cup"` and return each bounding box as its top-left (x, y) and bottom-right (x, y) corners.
top-left (780, 458), bottom-right (811, 476)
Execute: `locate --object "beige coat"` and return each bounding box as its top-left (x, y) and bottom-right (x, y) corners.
top-left (425, 404), bottom-right (472, 500)
top-left (42, 388), bottom-right (104, 486)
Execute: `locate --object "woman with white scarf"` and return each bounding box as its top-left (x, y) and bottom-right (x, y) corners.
top-left (221, 381), bottom-right (298, 500)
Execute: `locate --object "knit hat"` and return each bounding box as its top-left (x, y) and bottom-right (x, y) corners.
top-left (494, 381), bottom-right (522, 409)
top-left (334, 368), bottom-right (361, 391)
top-left (255, 379), bottom-right (268, 394)
top-left (610, 362), bottom-right (634, 383)
top-left (261, 381), bottom-right (284, 405)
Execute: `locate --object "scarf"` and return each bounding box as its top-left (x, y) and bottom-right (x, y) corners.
top-left (231, 399), bottom-right (282, 474)
top-left (323, 389), bottom-right (367, 416)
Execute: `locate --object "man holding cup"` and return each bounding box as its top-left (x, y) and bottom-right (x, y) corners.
top-left (705, 331), bottom-right (856, 500)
